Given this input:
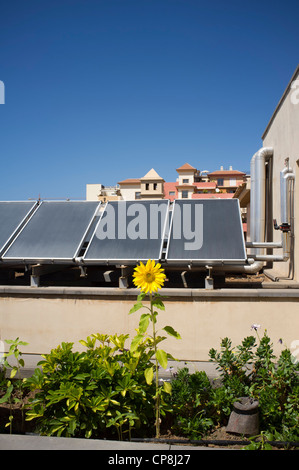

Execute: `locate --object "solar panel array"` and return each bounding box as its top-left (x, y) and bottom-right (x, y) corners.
top-left (0, 199), bottom-right (246, 266)
top-left (1, 201), bottom-right (101, 263)
top-left (83, 200), bottom-right (169, 264)
top-left (166, 199), bottom-right (246, 265)
top-left (0, 201), bottom-right (38, 256)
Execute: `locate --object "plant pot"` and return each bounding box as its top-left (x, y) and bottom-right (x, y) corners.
top-left (226, 397), bottom-right (259, 437)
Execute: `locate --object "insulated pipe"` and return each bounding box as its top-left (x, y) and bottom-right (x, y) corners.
top-left (253, 147), bottom-right (273, 252)
top-left (214, 147), bottom-right (273, 274)
top-left (280, 166), bottom-right (290, 224)
top-left (252, 167), bottom-right (294, 263)
top-left (248, 147), bottom-right (273, 256)
top-left (249, 152), bottom-right (256, 245)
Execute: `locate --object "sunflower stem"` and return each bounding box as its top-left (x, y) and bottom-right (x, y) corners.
top-left (150, 292), bottom-right (160, 439)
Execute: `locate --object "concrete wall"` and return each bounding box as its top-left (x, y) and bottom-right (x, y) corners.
top-left (262, 66), bottom-right (299, 280)
top-left (1, 286), bottom-right (298, 364)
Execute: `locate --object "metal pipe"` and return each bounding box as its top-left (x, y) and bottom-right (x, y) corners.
top-left (246, 241), bottom-right (282, 248)
top-left (249, 152), bottom-right (256, 245)
top-left (253, 147), bottom-right (273, 254)
top-left (280, 166), bottom-right (289, 224)
top-left (252, 167), bottom-right (294, 263)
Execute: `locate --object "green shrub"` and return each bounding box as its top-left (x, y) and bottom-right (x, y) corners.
top-left (208, 329), bottom-right (299, 440)
top-left (168, 330), bottom-right (299, 442)
top-left (0, 338), bottom-right (29, 433)
top-left (169, 368), bottom-right (214, 438)
top-left (25, 334), bottom-right (162, 440)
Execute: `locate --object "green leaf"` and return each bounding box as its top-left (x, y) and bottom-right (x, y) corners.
top-left (156, 349), bottom-right (168, 369)
top-left (144, 367), bottom-right (154, 385)
top-left (139, 314), bottom-right (150, 334)
top-left (151, 297), bottom-right (165, 310)
top-left (130, 334), bottom-right (144, 352)
top-left (129, 302), bottom-right (144, 314)
top-left (163, 326), bottom-right (181, 339)
top-left (137, 292), bottom-right (147, 301)
top-left (10, 367), bottom-right (18, 379)
top-left (0, 384), bottom-right (13, 404)
top-left (163, 381), bottom-right (172, 394)
top-left (73, 374), bottom-right (90, 381)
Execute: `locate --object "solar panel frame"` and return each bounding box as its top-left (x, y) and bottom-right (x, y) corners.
top-left (165, 199), bottom-right (247, 266)
top-left (2, 200), bottom-right (101, 264)
top-left (82, 199), bottom-right (170, 265)
top-left (0, 201), bottom-right (38, 257)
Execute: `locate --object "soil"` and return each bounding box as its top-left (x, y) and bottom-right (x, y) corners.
top-left (158, 427), bottom-right (289, 450)
top-left (158, 427), bottom-right (252, 449)
top-left (0, 389), bottom-right (37, 434)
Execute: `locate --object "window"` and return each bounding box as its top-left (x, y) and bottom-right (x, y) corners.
top-left (153, 183), bottom-right (157, 190)
top-left (182, 190), bottom-right (189, 199)
top-left (169, 191), bottom-right (175, 196)
top-left (145, 183), bottom-right (149, 190)
top-left (135, 192), bottom-right (141, 199)
top-left (182, 178), bottom-right (189, 183)
top-left (217, 178), bottom-right (224, 186)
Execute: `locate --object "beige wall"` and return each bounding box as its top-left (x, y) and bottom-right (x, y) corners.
top-left (262, 67), bottom-right (299, 279)
top-left (1, 287), bottom-right (298, 362)
top-left (86, 184), bottom-right (102, 201)
top-left (177, 171), bottom-right (195, 186)
top-left (119, 184), bottom-right (141, 200)
top-left (177, 185), bottom-right (194, 199)
top-left (140, 180), bottom-right (164, 199)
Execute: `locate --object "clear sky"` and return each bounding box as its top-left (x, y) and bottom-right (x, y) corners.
top-left (0, 0), bottom-right (298, 200)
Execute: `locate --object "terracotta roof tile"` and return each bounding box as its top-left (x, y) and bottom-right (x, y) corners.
top-left (118, 178), bottom-right (141, 185)
top-left (176, 163), bottom-right (197, 172)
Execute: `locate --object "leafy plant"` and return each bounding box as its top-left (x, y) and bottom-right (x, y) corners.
top-left (243, 431), bottom-right (273, 450)
top-left (169, 367), bottom-right (214, 438)
top-left (209, 328), bottom-right (299, 440)
top-left (209, 335), bottom-right (256, 388)
top-left (25, 334), bottom-right (159, 439)
top-left (0, 337), bottom-right (29, 433)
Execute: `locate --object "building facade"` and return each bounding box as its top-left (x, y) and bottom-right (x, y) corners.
top-left (86, 163), bottom-right (246, 202)
top-left (260, 64), bottom-right (299, 281)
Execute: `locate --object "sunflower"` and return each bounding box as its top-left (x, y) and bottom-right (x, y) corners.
top-left (133, 259), bottom-right (166, 294)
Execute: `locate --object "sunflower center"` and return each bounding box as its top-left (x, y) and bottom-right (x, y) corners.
top-left (145, 272), bottom-right (155, 283)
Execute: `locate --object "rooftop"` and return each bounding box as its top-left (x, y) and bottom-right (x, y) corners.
top-left (176, 163), bottom-right (197, 172)
top-left (208, 170), bottom-right (246, 176)
top-left (140, 168), bottom-right (164, 180)
top-left (118, 178), bottom-right (140, 185)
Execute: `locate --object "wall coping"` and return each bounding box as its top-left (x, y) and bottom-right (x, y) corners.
top-left (0, 285), bottom-right (299, 299)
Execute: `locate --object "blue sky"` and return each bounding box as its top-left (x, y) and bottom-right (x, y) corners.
top-left (0, 0), bottom-right (298, 200)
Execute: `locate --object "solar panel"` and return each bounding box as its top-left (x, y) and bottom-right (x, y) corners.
top-left (2, 201), bottom-right (101, 263)
top-left (0, 201), bottom-right (38, 256)
top-left (165, 199), bottom-right (246, 265)
top-left (83, 200), bottom-right (169, 264)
